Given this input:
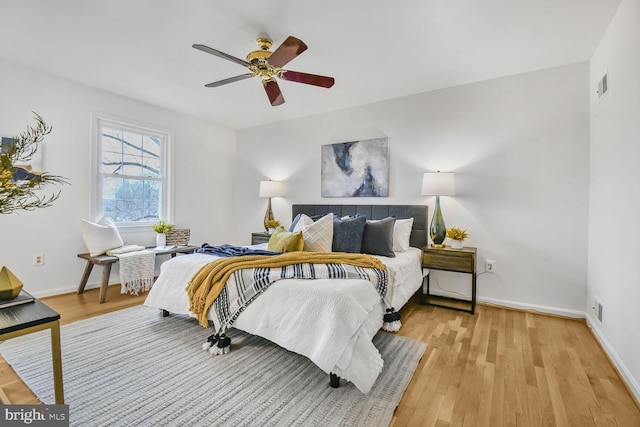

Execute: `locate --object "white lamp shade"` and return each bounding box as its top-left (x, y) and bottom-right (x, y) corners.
top-left (421, 172), bottom-right (455, 196)
top-left (259, 180), bottom-right (286, 198)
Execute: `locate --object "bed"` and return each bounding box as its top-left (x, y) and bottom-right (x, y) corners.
top-left (144, 204), bottom-right (427, 393)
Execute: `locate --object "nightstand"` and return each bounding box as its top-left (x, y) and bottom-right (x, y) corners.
top-left (251, 232), bottom-right (271, 245)
top-left (421, 246), bottom-right (477, 314)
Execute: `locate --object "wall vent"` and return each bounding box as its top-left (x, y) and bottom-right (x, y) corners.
top-left (597, 73), bottom-right (608, 99)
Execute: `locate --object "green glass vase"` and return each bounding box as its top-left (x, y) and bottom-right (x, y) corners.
top-left (430, 195), bottom-right (447, 247)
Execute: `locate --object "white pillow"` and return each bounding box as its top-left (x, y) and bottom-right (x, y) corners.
top-left (80, 216), bottom-right (124, 257)
top-left (293, 213), bottom-right (334, 252)
top-left (393, 218), bottom-right (414, 252)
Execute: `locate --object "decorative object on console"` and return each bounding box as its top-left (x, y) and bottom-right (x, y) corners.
top-left (321, 137), bottom-right (389, 198)
top-left (192, 36), bottom-right (335, 106)
top-left (151, 220), bottom-right (174, 247)
top-left (446, 227), bottom-right (469, 249)
top-left (259, 180), bottom-right (285, 233)
top-left (0, 266), bottom-right (24, 300)
top-left (166, 228), bottom-right (190, 246)
top-left (421, 172), bottom-right (455, 247)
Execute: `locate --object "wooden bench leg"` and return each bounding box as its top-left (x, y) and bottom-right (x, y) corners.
top-left (77, 261), bottom-right (94, 294)
top-left (99, 264), bottom-right (112, 304)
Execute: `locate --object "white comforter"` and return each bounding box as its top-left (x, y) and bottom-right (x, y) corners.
top-left (144, 247), bottom-right (423, 393)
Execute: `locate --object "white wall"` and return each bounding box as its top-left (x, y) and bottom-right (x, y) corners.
top-left (236, 63), bottom-right (590, 316)
top-left (589, 0), bottom-right (640, 402)
top-left (0, 59), bottom-right (236, 297)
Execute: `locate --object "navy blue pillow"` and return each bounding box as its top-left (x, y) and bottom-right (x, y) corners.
top-left (361, 217), bottom-right (396, 257)
top-left (332, 215), bottom-right (367, 253)
top-left (289, 213), bottom-right (303, 232)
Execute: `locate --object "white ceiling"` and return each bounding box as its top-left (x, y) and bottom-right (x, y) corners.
top-left (0, 0), bottom-right (621, 130)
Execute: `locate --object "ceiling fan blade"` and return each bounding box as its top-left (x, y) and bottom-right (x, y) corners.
top-left (192, 44), bottom-right (250, 68)
top-left (205, 73), bottom-right (255, 88)
top-left (263, 79), bottom-right (285, 106)
top-left (280, 70), bottom-right (335, 88)
top-left (267, 36), bottom-right (308, 68)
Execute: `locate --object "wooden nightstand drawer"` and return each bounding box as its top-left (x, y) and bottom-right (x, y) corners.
top-left (251, 232), bottom-right (271, 245)
top-left (423, 249), bottom-right (475, 273)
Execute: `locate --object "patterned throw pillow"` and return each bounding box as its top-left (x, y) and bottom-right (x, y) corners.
top-left (293, 213), bottom-right (334, 252)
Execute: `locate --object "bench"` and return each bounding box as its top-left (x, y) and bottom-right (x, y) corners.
top-left (77, 245), bottom-right (198, 303)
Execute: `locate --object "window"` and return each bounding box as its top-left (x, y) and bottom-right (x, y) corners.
top-left (92, 114), bottom-right (171, 226)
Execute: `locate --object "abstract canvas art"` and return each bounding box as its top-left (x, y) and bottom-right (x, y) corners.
top-left (1, 136), bottom-right (43, 182)
top-left (321, 137), bottom-right (389, 197)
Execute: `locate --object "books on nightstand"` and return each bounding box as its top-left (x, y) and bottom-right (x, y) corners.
top-left (0, 290), bottom-right (35, 310)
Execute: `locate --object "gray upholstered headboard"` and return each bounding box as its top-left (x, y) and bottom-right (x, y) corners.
top-left (291, 204), bottom-right (428, 249)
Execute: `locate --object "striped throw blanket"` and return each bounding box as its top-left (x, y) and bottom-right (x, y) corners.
top-left (107, 246), bottom-right (155, 295)
top-left (187, 252), bottom-right (389, 329)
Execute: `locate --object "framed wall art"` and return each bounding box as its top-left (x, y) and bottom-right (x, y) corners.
top-left (321, 137), bottom-right (389, 197)
top-left (1, 136), bottom-right (43, 182)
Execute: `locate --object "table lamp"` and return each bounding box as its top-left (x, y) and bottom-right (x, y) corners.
top-left (259, 180), bottom-right (285, 232)
top-left (421, 172), bottom-right (455, 247)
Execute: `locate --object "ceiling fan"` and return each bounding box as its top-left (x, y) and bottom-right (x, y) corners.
top-left (193, 36), bottom-right (335, 106)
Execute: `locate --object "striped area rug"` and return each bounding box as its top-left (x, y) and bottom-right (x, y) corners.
top-left (0, 305), bottom-right (426, 426)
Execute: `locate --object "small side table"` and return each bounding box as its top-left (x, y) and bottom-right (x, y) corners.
top-left (422, 246), bottom-right (477, 314)
top-left (251, 232), bottom-right (271, 245)
top-left (0, 299), bottom-right (64, 404)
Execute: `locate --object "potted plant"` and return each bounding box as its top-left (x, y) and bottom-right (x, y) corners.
top-left (264, 219), bottom-right (281, 234)
top-left (446, 227), bottom-right (469, 249)
top-left (152, 220), bottom-right (174, 247)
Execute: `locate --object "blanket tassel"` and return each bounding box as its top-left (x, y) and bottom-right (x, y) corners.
top-left (202, 333), bottom-right (219, 351)
top-left (201, 332), bottom-right (232, 355)
top-left (383, 307), bottom-right (402, 332)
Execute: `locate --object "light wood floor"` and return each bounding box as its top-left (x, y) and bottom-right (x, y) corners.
top-left (1, 286), bottom-right (639, 426)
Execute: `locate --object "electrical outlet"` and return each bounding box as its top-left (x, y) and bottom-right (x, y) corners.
top-left (486, 260), bottom-right (496, 273)
top-left (593, 298), bottom-right (603, 322)
top-left (33, 253), bottom-right (44, 266)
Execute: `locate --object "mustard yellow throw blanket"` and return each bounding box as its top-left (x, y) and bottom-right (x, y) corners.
top-left (186, 251), bottom-right (387, 328)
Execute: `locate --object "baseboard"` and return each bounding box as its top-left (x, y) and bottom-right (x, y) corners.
top-left (586, 313), bottom-right (640, 408)
top-left (29, 281), bottom-right (105, 299)
top-left (477, 295), bottom-right (585, 318)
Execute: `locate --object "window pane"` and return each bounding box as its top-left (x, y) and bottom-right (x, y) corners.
top-left (103, 176), bottom-right (160, 223)
top-left (101, 127), bottom-right (161, 178)
top-left (142, 157), bottom-right (161, 177)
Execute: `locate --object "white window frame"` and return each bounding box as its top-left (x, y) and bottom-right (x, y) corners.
top-left (91, 112), bottom-right (173, 232)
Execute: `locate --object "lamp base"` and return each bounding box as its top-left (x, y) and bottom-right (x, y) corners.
top-left (263, 197), bottom-right (274, 233)
top-left (429, 195), bottom-right (447, 248)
